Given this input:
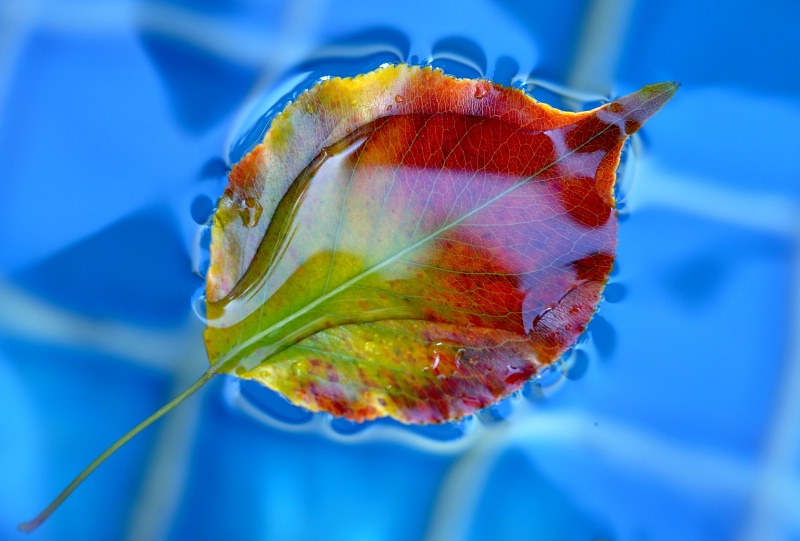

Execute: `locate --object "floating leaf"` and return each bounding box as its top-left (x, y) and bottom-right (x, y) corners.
top-left (19, 64), bottom-right (676, 532)
top-left (204, 64), bottom-right (676, 423)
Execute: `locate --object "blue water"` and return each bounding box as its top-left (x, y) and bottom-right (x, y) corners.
top-left (1, 1), bottom-right (799, 540)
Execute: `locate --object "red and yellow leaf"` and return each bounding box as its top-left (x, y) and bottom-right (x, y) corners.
top-left (204, 64), bottom-right (677, 423)
top-left (19, 66), bottom-right (677, 533)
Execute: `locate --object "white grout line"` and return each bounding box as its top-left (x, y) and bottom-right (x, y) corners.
top-left (0, 0), bottom-right (38, 129)
top-left (423, 408), bottom-right (798, 541)
top-left (0, 281), bottom-right (192, 372)
top-left (609, 133), bottom-right (800, 540)
top-left (119, 2), bottom-right (325, 537)
top-left (1, 1), bottom-right (311, 66)
top-left (627, 158), bottom-right (800, 238)
top-left (423, 423), bottom-right (511, 541)
top-left (613, 160), bottom-right (800, 538)
top-left (738, 226), bottom-right (800, 540)
top-left (566, 0), bottom-right (637, 97)
top-left (123, 319), bottom-right (209, 541)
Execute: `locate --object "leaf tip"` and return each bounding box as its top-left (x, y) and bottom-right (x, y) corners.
top-left (605, 81), bottom-right (679, 134)
top-left (634, 82), bottom-right (680, 113)
top-left (640, 81), bottom-right (680, 100)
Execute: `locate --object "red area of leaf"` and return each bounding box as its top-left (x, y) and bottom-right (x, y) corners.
top-left (571, 252), bottom-right (616, 282)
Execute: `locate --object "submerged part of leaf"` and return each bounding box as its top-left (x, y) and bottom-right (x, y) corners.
top-left (205, 65), bottom-right (677, 423)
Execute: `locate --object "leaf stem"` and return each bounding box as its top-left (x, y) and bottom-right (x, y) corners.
top-left (18, 368), bottom-right (217, 533)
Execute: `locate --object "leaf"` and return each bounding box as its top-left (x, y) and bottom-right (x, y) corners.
top-left (204, 64), bottom-right (677, 423)
top-left (18, 64), bottom-right (676, 533)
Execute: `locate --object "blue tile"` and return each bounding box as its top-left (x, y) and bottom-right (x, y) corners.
top-left (13, 206), bottom-right (201, 328)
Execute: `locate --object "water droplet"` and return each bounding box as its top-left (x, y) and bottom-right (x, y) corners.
top-left (474, 82), bottom-right (490, 99)
top-left (292, 359), bottom-right (310, 376)
top-left (455, 348), bottom-right (466, 363)
top-left (394, 94), bottom-right (405, 103)
top-left (305, 102), bottom-right (316, 114)
top-left (191, 286), bottom-right (208, 324)
top-left (385, 104), bottom-right (393, 111)
top-left (349, 97), bottom-right (358, 106)
top-left (192, 224), bottom-right (212, 279)
top-left (363, 340), bottom-right (375, 353)
top-left (504, 364), bottom-right (529, 385)
top-left (238, 197), bottom-right (263, 228)
top-left (430, 341), bottom-right (462, 376)
top-left (386, 384), bottom-right (393, 390)
top-left (533, 363), bottom-right (562, 387)
top-left (235, 365), bottom-right (247, 376)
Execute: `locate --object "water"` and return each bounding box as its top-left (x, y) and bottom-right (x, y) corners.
top-left (2, 1), bottom-right (799, 541)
